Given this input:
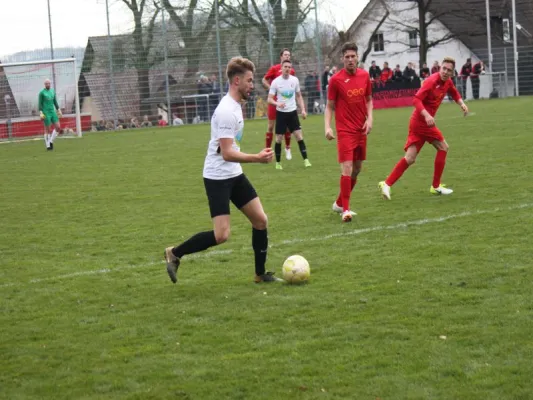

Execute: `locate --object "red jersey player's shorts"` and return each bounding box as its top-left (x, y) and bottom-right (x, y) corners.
top-left (337, 130), bottom-right (367, 163)
top-left (404, 122), bottom-right (445, 152)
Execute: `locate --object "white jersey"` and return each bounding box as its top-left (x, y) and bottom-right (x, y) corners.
top-left (203, 94), bottom-right (244, 180)
top-left (269, 74), bottom-right (300, 112)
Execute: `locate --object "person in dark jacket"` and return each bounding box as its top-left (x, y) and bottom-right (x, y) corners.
top-left (470, 60), bottom-right (485, 99)
top-left (369, 61), bottom-right (381, 80)
top-left (402, 62), bottom-right (417, 82)
top-left (459, 58), bottom-right (472, 99)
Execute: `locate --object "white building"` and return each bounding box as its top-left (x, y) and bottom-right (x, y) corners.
top-left (328, 0), bottom-right (528, 99)
top-left (345, 0), bottom-right (475, 71)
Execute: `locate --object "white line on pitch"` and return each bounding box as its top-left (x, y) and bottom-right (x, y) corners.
top-left (1, 202), bottom-right (531, 288)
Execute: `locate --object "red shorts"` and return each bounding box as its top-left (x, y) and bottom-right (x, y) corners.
top-left (268, 104), bottom-right (277, 120)
top-left (404, 125), bottom-right (444, 152)
top-left (337, 132), bottom-right (367, 163)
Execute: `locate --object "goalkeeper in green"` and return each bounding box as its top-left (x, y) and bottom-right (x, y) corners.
top-left (39, 79), bottom-right (62, 150)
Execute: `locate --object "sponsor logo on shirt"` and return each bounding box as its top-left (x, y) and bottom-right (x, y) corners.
top-left (347, 88), bottom-right (365, 97)
top-left (280, 90), bottom-right (295, 99)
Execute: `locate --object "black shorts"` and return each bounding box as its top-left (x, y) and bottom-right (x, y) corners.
top-left (275, 110), bottom-right (301, 135)
top-left (203, 174), bottom-right (258, 218)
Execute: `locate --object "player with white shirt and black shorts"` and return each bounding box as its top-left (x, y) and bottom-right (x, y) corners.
top-left (164, 57), bottom-right (281, 284)
top-left (267, 59), bottom-right (311, 170)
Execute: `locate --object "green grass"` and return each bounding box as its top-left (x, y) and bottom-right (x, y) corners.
top-left (1, 97), bottom-right (533, 400)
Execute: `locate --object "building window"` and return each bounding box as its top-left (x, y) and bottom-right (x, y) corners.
top-left (372, 33), bottom-right (384, 52)
top-left (408, 30), bottom-right (418, 48)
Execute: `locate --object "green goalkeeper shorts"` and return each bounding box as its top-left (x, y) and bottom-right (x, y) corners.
top-left (43, 110), bottom-right (59, 127)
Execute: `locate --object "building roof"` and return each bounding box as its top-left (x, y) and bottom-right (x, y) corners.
top-left (331, 0), bottom-right (533, 61)
top-left (430, 0), bottom-right (533, 51)
top-left (80, 66), bottom-right (190, 120)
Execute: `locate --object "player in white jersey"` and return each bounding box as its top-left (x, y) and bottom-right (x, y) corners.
top-left (268, 59), bottom-right (311, 170)
top-left (164, 57), bottom-right (280, 284)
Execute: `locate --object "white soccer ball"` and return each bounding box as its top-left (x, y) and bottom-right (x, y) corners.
top-left (282, 255), bottom-right (310, 284)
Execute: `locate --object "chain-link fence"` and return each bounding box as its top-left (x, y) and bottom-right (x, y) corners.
top-left (0, 0), bottom-right (340, 133)
top-left (74, 0), bottom-right (338, 130)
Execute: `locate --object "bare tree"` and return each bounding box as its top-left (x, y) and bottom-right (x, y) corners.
top-left (161, 0), bottom-right (217, 79)
top-left (368, 0), bottom-right (480, 65)
top-left (221, 0), bottom-right (314, 53)
top-left (360, 10), bottom-right (389, 64)
top-left (121, 0), bottom-right (160, 116)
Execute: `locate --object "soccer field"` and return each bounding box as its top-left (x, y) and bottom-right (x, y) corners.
top-left (1, 97), bottom-right (533, 399)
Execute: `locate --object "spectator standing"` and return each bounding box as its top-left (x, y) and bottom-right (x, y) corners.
top-left (380, 62), bottom-right (393, 82)
top-left (369, 61), bottom-right (381, 81)
top-left (459, 58), bottom-right (472, 99)
top-left (470, 60), bottom-right (485, 99)
top-left (420, 63), bottom-right (431, 79)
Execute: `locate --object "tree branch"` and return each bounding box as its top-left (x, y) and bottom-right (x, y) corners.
top-left (196, 1), bottom-right (217, 43)
top-left (361, 10), bottom-right (389, 63)
top-left (144, 5), bottom-right (160, 52)
top-left (427, 33), bottom-right (456, 48)
top-left (297, 0), bottom-right (314, 24)
top-left (121, 0), bottom-right (135, 12)
top-left (162, 0), bottom-right (186, 34)
top-left (139, 0), bottom-right (147, 16)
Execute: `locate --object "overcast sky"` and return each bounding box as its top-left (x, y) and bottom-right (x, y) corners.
top-left (0, 0), bottom-right (368, 58)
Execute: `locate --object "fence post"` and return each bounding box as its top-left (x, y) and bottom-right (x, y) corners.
top-left (214, 0), bottom-right (224, 103)
top-left (313, 0), bottom-right (324, 107)
top-left (162, 8), bottom-right (171, 124)
top-left (106, 0), bottom-right (118, 129)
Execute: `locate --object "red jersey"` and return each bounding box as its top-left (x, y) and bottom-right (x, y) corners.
top-left (327, 68), bottom-right (372, 134)
top-left (411, 73), bottom-right (461, 125)
top-left (380, 68), bottom-right (393, 82)
top-left (263, 63), bottom-right (296, 85)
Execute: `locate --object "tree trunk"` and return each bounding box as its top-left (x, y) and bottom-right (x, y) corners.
top-left (137, 68), bottom-right (151, 116)
top-left (418, 1), bottom-right (428, 66)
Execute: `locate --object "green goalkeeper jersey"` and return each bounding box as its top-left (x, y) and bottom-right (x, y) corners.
top-left (38, 88), bottom-right (59, 113)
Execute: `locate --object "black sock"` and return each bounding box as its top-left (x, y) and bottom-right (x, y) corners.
top-left (298, 139), bottom-right (308, 159)
top-left (252, 228), bottom-right (268, 276)
top-left (274, 142), bottom-right (282, 163)
top-left (172, 230), bottom-right (217, 258)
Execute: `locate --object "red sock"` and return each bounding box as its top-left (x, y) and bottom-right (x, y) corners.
top-left (340, 176), bottom-right (352, 212)
top-left (266, 132), bottom-right (273, 148)
top-left (284, 132), bottom-right (291, 149)
top-left (336, 177), bottom-right (357, 207)
top-left (432, 150), bottom-right (447, 188)
top-left (385, 158), bottom-right (410, 186)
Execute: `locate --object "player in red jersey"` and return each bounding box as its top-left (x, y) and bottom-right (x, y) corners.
top-left (379, 56), bottom-right (469, 200)
top-left (325, 42), bottom-right (373, 222)
top-left (262, 48), bottom-right (295, 160)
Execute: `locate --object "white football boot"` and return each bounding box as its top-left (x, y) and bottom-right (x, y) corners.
top-left (430, 184), bottom-right (453, 195)
top-left (378, 181), bottom-right (391, 200)
top-left (285, 148), bottom-right (292, 160)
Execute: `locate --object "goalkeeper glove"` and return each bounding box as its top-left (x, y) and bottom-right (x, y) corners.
top-left (40, 111), bottom-right (45, 120)
top-left (57, 109), bottom-right (63, 118)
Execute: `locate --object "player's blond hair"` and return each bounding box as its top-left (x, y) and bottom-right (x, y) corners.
top-left (226, 57), bottom-right (256, 82)
top-left (442, 56), bottom-right (456, 68)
